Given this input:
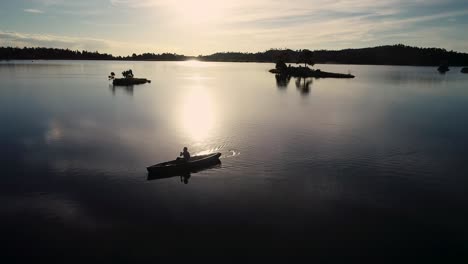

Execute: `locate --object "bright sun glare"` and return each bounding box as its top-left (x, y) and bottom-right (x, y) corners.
top-left (179, 87), bottom-right (216, 142)
top-left (168, 0), bottom-right (227, 24)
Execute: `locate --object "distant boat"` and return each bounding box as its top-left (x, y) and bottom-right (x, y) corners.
top-left (147, 152), bottom-right (221, 174)
top-left (461, 67), bottom-right (468, 74)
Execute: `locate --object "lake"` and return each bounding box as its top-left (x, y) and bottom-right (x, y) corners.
top-left (1, 60), bottom-right (468, 259)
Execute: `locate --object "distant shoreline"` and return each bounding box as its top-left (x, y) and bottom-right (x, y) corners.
top-left (1, 44), bottom-right (468, 66)
top-left (2, 59), bottom-right (467, 68)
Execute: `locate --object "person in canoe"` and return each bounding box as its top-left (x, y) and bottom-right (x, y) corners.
top-left (178, 147), bottom-right (191, 162)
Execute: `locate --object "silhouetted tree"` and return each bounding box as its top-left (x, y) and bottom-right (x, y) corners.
top-left (274, 51), bottom-right (290, 72)
top-left (297, 49), bottom-right (314, 68)
top-left (122, 69), bottom-right (134, 78)
top-left (198, 45), bottom-right (468, 66)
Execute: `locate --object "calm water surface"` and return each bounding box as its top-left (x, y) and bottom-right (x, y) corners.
top-left (1, 61), bottom-right (468, 259)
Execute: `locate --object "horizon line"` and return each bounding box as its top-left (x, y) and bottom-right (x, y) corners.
top-left (1, 43), bottom-right (467, 57)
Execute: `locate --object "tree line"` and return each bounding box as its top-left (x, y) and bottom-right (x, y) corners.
top-left (1, 44), bottom-right (467, 66)
top-left (0, 47), bottom-right (114, 60)
top-left (198, 45), bottom-right (468, 66)
top-left (0, 47), bottom-right (189, 61)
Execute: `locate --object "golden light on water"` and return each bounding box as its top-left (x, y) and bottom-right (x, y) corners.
top-left (179, 87), bottom-right (216, 142)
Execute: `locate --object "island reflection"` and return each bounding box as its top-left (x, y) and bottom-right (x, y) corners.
top-left (275, 74), bottom-right (312, 95)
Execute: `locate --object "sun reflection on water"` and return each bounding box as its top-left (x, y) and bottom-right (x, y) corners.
top-left (179, 87), bottom-right (216, 142)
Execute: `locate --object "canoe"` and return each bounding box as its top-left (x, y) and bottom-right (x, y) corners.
top-left (146, 152), bottom-right (221, 174)
top-left (147, 161), bottom-right (221, 181)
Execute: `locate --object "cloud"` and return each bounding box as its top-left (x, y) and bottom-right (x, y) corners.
top-left (109, 0), bottom-right (166, 8)
top-left (3, 0), bottom-right (468, 54)
top-left (0, 30), bottom-right (164, 55)
top-left (179, 0), bottom-right (468, 53)
top-left (0, 31), bottom-right (111, 51)
top-left (24, 9), bottom-right (44, 14)
top-left (31, 0), bottom-right (68, 6)
top-left (104, 0), bottom-right (468, 53)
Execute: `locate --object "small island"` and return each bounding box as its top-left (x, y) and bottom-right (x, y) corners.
top-left (269, 50), bottom-right (355, 79)
top-left (109, 69), bottom-right (151, 86)
top-left (437, 61), bottom-right (450, 73)
top-left (269, 65), bottom-right (355, 78)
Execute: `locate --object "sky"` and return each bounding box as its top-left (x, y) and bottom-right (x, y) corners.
top-left (1, 0), bottom-right (468, 55)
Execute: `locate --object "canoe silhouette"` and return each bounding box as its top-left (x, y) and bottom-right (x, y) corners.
top-left (146, 152), bottom-right (221, 174)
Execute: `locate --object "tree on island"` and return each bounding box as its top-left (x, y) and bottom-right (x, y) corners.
top-left (297, 49), bottom-right (314, 68)
top-left (110, 69), bottom-right (150, 85)
top-left (108, 69), bottom-right (136, 80)
top-left (275, 60), bottom-right (287, 72)
top-left (274, 51), bottom-right (290, 72)
top-left (122, 69), bottom-right (134, 78)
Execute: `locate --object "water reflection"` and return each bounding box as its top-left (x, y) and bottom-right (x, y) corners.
top-left (362, 66), bottom-right (455, 84)
top-left (295, 77), bottom-right (313, 95)
top-left (146, 171), bottom-right (191, 183)
top-left (274, 74), bottom-right (312, 95)
top-left (180, 172), bottom-right (191, 184)
top-left (178, 87), bottom-right (216, 141)
top-left (2, 194), bottom-right (96, 229)
top-left (110, 84), bottom-right (134, 96)
top-left (275, 74), bottom-right (291, 89)
top-left (2, 61), bottom-right (468, 258)
top-left (45, 119), bottom-right (64, 143)
top-left (146, 161), bottom-right (221, 184)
